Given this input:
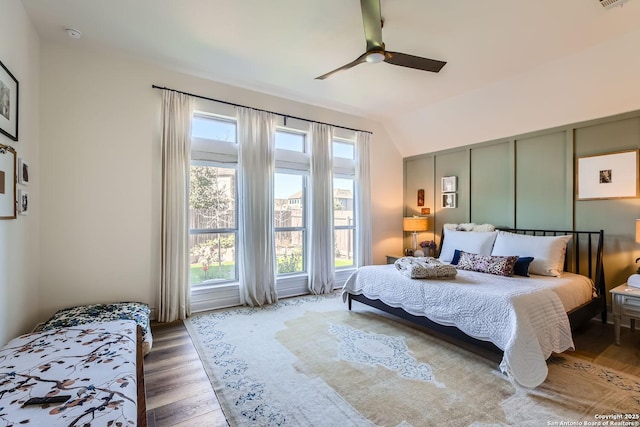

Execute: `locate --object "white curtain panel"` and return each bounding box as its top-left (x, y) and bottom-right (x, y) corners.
top-left (159, 90), bottom-right (194, 322)
top-left (355, 131), bottom-right (373, 267)
top-left (308, 123), bottom-right (335, 294)
top-left (237, 107), bottom-right (278, 306)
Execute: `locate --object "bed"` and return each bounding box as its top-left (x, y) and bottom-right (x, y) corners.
top-left (0, 320), bottom-right (146, 426)
top-left (343, 227), bottom-right (605, 388)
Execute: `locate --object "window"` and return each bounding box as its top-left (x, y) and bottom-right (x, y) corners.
top-left (332, 137), bottom-right (357, 269)
top-left (189, 114), bottom-right (239, 286)
top-left (333, 139), bottom-right (355, 159)
top-left (274, 129), bottom-right (308, 276)
top-left (334, 177), bottom-right (355, 269)
top-left (189, 113), bottom-right (361, 292)
top-left (275, 129), bottom-right (305, 152)
top-left (192, 115), bottom-right (236, 142)
top-left (274, 172), bottom-right (306, 275)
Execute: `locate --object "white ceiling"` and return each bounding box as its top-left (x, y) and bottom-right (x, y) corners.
top-left (20, 0), bottom-right (640, 153)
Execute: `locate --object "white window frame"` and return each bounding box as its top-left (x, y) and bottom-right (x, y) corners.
top-left (274, 168), bottom-right (308, 277)
top-left (188, 102), bottom-right (362, 310)
top-left (190, 109), bottom-right (243, 312)
top-left (332, 136), bottom-right (358, 284)
top-left (189, 160), bottom-right (239, 287)
top-left (333, 174), bottom-right (357, 271)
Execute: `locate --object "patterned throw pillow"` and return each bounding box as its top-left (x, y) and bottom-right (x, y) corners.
top-left (38, 302), bottom-right (151, 337)
top-left (456, 251), bottom-right (519, 277)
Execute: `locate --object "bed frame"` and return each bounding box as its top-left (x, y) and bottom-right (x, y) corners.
top-left (347, 228), bottom-right (606, 354)
top-left (137, 325), bottom-right (148, 427)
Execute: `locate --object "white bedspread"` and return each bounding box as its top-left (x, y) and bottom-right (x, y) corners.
top-left (343, 264), bottom-right (577, 388)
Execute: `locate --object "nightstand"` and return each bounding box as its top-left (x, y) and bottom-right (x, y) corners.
top-left (610, 284), bottom-right (640, 345)
top-left (386, 255), bottom-right (404, 264)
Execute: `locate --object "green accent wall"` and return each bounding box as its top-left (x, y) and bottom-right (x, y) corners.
top-left (470, 141), bottom-right (514, 228)
top-left (574, 117), bottom-right (640, 289)
top-left (404, 110), bottom-right (640, 307)
top-left (515, 132), bottom-right (572, 230)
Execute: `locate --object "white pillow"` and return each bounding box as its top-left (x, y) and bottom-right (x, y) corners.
top-left (491, 231), bottom-right (572, 277)
top-left (439, 229), bottom-right (498, 263)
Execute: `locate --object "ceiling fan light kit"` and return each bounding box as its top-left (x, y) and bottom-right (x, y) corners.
top-left (316, 0), bottom-right (446, 80)
top-left (365, 51), bottom-right (385, 63)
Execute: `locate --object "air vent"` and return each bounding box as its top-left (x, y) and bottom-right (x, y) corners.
top-left (599, 0), bottom-right (629, 8)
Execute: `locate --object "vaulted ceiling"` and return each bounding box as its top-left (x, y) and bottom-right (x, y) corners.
top-left (21, 0), bottom-right (640, 156)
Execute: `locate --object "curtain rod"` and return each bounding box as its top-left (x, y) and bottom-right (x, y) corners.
top-left (151, 85), bottom-right (372, 135)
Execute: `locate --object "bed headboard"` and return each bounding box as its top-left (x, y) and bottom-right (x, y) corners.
top-left (503, 229), bottom-right (605, 298)
top-left (439, 227), bottom-right (606, 298)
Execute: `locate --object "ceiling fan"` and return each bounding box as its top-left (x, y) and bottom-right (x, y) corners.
top-left (316, 0), bottom-right (447, 80)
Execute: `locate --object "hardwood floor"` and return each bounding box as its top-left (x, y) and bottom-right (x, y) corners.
top-left (144, 321), bottom-right (228, 427)
top-left (143, 315), bottom-right (640, 427)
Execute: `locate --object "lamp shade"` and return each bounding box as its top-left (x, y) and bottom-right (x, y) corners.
top-left (403, 217), bottom-right (428, 232)
top-left (636, 219), bottom-right (640, 243)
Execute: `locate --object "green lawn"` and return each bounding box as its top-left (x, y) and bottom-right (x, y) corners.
top-left (190, 263), bottom-right (235, 284)
top-left (191, 258), bottom-right (354, 284)
top-left (335, 259), bottom-right (354, 267)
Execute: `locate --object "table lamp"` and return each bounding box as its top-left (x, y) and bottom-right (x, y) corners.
top-left (403, 216), bottom-right (428, 253)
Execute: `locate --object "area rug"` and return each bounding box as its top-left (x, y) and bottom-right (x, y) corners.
top-left (185, 293), bottom-right (640, 427)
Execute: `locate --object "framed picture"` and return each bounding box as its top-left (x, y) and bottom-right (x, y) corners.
top-left (577, 149), bottom-right (639, 200)
top-left (442, 193), bottom-right (457, 209)
top-left (0, 59), bottom-right (19, 141)
top-left (441, 176), bottom-right (457, 193)
top-left (17, 157), bottom-right (28, 185)
top-left (0, 142), bottom-right (16, 219)
top-left (417, 189), bottom-right (424, 206)
top-left (17, 188), bottom-right (28, 215)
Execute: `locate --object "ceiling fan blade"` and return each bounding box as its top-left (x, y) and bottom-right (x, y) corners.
top-left (315, 52), bottom-right (369, 80)
top-left (360, 0), bottom-right (383, 51)
top-left (384, 51), bottom-right (447, 73)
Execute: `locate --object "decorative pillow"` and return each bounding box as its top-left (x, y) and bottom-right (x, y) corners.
top-left (37, 302), bottom-right (153, 355)
top-left (443, 223), bottom-right (496, 232)
top-left (513, 257), bottom-right (534, 277)
top-left (491, 232), bottom-right (572, 277)
top-left (456, 251), bottom-right (519, 276)
top-left (451, 249), bottom-right (462, 265)
top-left (473, 223), bottom-right (496, 232)
top-left (457, 223), bottom-right (476, 231)
top-left (439, 229), bottom-right (498, 263)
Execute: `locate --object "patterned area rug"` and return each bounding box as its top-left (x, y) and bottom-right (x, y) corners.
top-left (184, 293), bottom-right (640, 427)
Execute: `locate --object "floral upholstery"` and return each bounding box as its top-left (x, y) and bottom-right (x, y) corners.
top-left (37, 301), bottom-right (152, 355)
top-left (0, 320), bottom-right (138, 426)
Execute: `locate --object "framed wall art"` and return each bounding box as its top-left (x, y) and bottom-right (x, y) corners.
top-left (441, 176), bottom-right (457, 193)
top-left (17, 157), bottom-right (28, 185)
top-left (417, 189), bottom-right (424, 206)
top-left (0, 59), bottom-right (19, 141)
top-left (577, 149), bottom-right (639, 200)
top-left (18, 188), bottom-right (28, 215)
top-left (442, 193), bottom-right (457, 209)
top-left (0, 142), bottom-right (16, 219)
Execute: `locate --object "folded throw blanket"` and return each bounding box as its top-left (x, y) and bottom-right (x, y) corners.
top-left (394, 257), bottom-right (457, 279)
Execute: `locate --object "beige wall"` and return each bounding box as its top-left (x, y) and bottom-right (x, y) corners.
top-left (38, 42), bottom-right (402, 319)
top-left (0, 0), bottom-right (40, 345)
